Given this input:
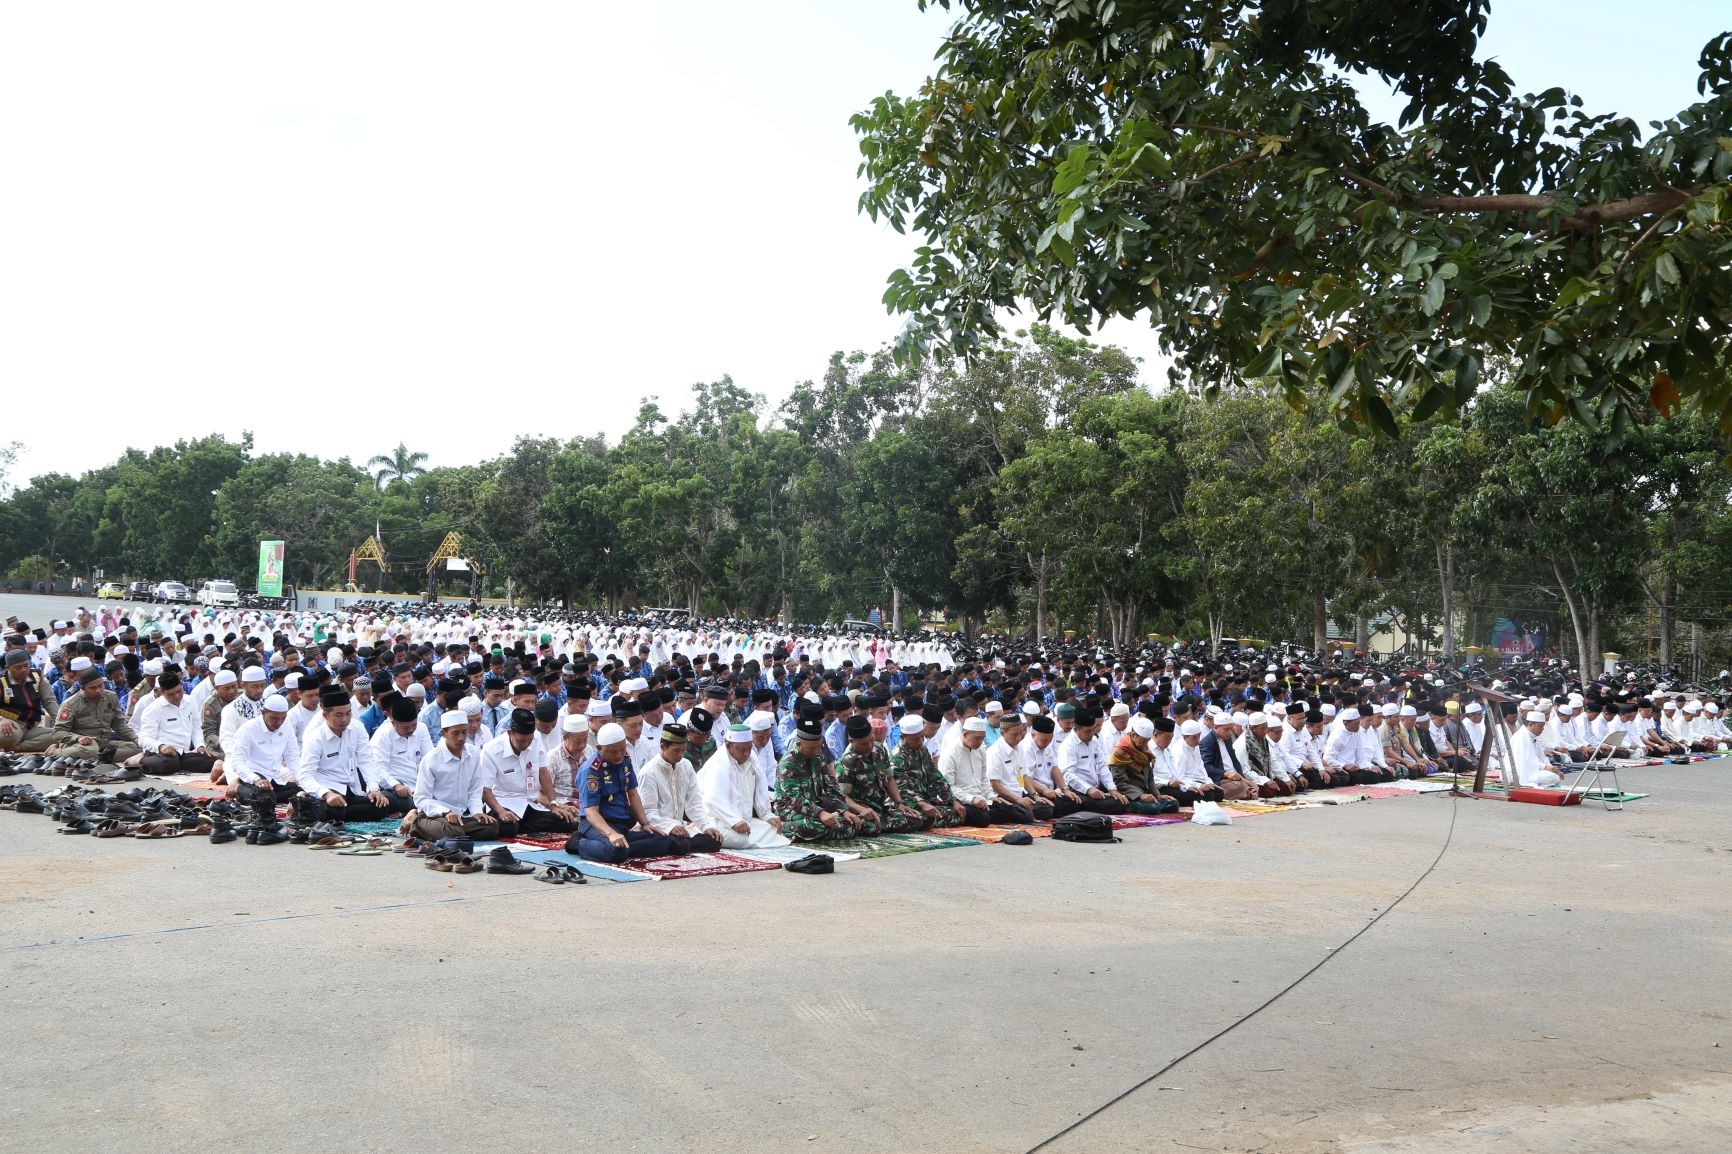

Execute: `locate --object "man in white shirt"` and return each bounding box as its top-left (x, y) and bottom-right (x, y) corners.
top-left (218, 666), bottom-right (270, 751)
top-left (697, 722), bottom-right (789, 849)
top-left (1511, 710), bottom-right (1564, 788)
top-left (1164, 719), bottom-right (1223, 804)
top-left (478, 707), bottom-right (544, 838)
top-left (364, 696), bottom-right (430, 812)
top-left (138, 670), bottom-right (217, 778)
top-left (226, 693), bottom-right (298, 845)
top-left (1323, 708), bottom-right (1369, 783)
top-left (1055, 708), bottom-right (1128, 814)
top-left (635, 723), bottom-right (724, 852)
top-left (409, 710), bottom-right (498, 842)
top-left (296, 685), bottom-right (408, 829)
top-left (938, 716), bottom-right (999, 824)
top-left (985, 710), bottom-right (1054, 820)
top-left (1016, 714), bottom-right (1077, 815)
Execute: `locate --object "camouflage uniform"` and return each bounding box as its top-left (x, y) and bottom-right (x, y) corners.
top-left (772, 751), bottom-right (851, 842)
top-left (889, 742), bottom-right (962, 825)
top-left (49, 688), bottom-right (142, 762)
top-left (836, 741), bottom-right (926, 832)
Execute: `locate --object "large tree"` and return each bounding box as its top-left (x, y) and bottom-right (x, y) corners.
top-left (853, 2), bottom-right (1732, 434)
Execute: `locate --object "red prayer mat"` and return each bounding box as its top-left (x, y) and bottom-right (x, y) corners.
top-left (1110, 814), bottom-right (1187, 829)
top-left (503, 833), bottom-right (571, 850)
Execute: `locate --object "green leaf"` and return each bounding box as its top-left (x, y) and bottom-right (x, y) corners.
top-left (1420, 276), bottom-right (1445, 317)
top-left (1653, 252), bottom-right (1681, 286)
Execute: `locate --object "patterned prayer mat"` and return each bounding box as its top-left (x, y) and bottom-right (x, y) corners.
top-left (1109, 814), bottom-right (1187, 829)
top-left (1333, 785), bottom-right (1418, 799)
top-left (929, 823), bottom-right (1054, 843)
top-left (729, 845), bottom-right (862, 865)
top-left (1220, 800), bottom-right (1284, 815)
top-left (783, 831), bottom-right (981, 857)
top-left (1568, 790), bottom-right (1650, 802)
top-left (507, 849), bottom-right (655, 882)
top-left (876, 831), bottom-right (985, 850)
top-left (338, 819), bottom-right (407, 837)
top-left (621, 852), bottom-right (783, 880)
top-left (503, 833), bottom-right (571, 851)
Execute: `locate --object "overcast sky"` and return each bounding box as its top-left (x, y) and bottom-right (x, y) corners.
top-left (2, 1), bottom-right (1725, 485)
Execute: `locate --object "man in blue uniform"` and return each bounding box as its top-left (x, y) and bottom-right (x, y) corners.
top-left (568, 722), bottom-right (674, 864)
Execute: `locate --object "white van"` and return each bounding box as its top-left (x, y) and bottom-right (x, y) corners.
top-left (198, 580), bottom-right (239, 607)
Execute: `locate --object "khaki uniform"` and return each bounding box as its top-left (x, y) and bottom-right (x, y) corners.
top-left (49, 689), bottom-right (142, 763)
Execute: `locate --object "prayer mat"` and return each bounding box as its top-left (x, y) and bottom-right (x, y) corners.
top-left (507, 849), bottom-right (655, 882)
top-left (1334, 785), bottom-right (1412, 799)
top-left (876, 831), bottom-right (984, 850)
top-left (1568, 790), bottom-right (1649, 802)
top-left (503, 833), bottom-right (570, 851)
top-left (621, 852), bottom-right (783, 880)
top-left (1109, 814), bottom-right (1187, 829)
top-left (1221, 800), bottom-right (1283, 815)
top-left (729, 845), bottom-right (861, 865)
top-left (1317, 793), bottom-right (1368, 805)
top-left (929, 823), bottom-right (1054, 843)
top-left (1383, 780), bottom-right (1457, 793)
top-left (337, 819), bottom-right (406, 837)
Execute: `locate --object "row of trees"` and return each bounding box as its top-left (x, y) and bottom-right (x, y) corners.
top-left (2, 327), bottom-right (1730, 674)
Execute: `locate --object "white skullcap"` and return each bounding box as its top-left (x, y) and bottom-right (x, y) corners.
top-left (962, 717), bottom-right (987, 733)
top-left (241, 666), bottom-right (266, 683)
top-left (460, 697), bottom-right (483, 715)
top-left (561, 714), bottom-right (587, 733)
top-left (621, 677), bottom-right (649, 694)
top-left (1465, 701), bottom-right (1483, 714)
top-left (284, 672), bottom-right (302, 689)
top-left (1339, 708), bottom-right (1360, 721)
top-left (1130, 716), bottom-right (1155, 739)
top-left (326, 647), bottom-right (343, 666)
top-left (1180, 720), bottom-right (1204, 736)
top-left (142, 658), bottom-right (164, 676)
top-left (1685, 702), bottom-right (1702, 713)
top-left (441, 709), bottom-right (468, 730)
top-left (1247, 712), bottom-right (1268, 727)
top-left (1662, 699), bottom-right (1677, 709)
top-left (1180, 668), bottom-right (1191, 677)
top-left (1708, 703), bottom-right (1721, 714)
top-left (213, 669), bottom-right (237, 687)
top-left (1400, 705), bottom-right (1418, 717)
top-left (406, 683), bottom-right (427, 699)
top-left (431, 659), bottom-right (450, 676)
top-left (1109, 702), bottom-right (1130, 717)
top-left (899, 714), bottom-right (925, 735)
top-left (1381, 703), bottom-right (1398, 716)
top-left (1525, 710), bottom-right (1546, 724)
top-left (586, 698), bottom-right (612, 717)
top-left (1264, 673), bottom-right (1277, 683)
top-left (1568, 692), bottom-right (1584, 706)
top-left (597, 722), bottom-right (626, 745)
top-left (69, 657), bottom-right (92, 671)
top-left (113, 645), bottom-right (130, 656)
top-left (748, 710), bottom-right (776, 732)
top-left (983, 700), bottom-right (1004, 715)
top-left (262, 693), bottom-right (290, 711)
top-left (802, 691), bottom-right (822, 705)
top-left (1021, 701), bottom-right (1042, 717)
top-left (1559, 704), bottom-right (1574, 715)
top-left (1321, 703), bottom-right (1338, 717)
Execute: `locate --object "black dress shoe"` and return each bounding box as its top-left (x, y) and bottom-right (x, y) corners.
top-left (484, 846), bottom-right (535, 875)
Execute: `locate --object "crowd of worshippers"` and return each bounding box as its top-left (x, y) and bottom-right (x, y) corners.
top-left (4, 608), bottom-right (1725, 863)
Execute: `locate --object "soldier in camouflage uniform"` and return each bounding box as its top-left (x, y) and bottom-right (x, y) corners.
top-left (835, 715), bottom-right (927, 832)
top-left (773, 718), bottom-right (862, 842)
top-left (49, 667), bottom-right (142, 763)
top-left (888, 714), bottom-right (967, 827)
top-left (682, 705), bottom-right (718, 768)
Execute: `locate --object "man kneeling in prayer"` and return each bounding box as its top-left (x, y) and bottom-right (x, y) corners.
top-left (566, 722), bottom-right (675, 862)
top-left (1512, 709), bottom-right (1566, 788)
top-left (774, 718), bottom-right (864, 841)
top-left (410, 709), bottom-right (501, 841)
top-left (837, 714), bottom-right (930, 831)
top-left (1108, 714), bottom-right (1181, 813)
top-left (635, 722), bottom-right (725, 854)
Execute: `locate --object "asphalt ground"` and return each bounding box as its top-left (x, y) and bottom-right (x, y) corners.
top-left (4, 753), bottom-right (1731, 1153)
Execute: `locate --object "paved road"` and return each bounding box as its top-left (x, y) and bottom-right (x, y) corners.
top-left (3, 764), bottom-right (1730, 1153)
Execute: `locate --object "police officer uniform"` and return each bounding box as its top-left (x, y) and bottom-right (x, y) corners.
top-left (1, 649), bottom-right (61, 753)
top-left (571, 722), bottom-right (673, 864)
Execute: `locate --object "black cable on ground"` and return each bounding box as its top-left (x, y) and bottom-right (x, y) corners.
top-left (1024, 792), bottom-right (1462, 1154)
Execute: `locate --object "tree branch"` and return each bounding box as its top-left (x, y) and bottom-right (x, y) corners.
top-left (1338, 173), bottom-right (1705, 230)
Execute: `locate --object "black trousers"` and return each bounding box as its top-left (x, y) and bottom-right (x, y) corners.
top-left (517, 807), bottom-right (577, 834)
top-left (570, 820), bottom-right (672, 863)
top-left (309, 789), bottom-right (412, 823)
top-left (237, 780), bottom-right (300, 804)
top-left (1075, 794), bottom-right (1128, 816)
top-left (1160, 784), bottom-right (1223, 806)
top-left (141, 751), bottom-right (216, 777)
top-left (984, 798), bottom-right (1052, 822)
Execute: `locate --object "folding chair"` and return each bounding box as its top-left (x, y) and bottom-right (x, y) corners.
top-left (1564, 725), bottom-right (1627, 810)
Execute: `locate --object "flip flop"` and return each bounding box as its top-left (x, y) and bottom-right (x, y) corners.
top-left (336, 846), bottom-right (383, 856)
top-left (552, 864), bottom-right (587, 884)
top-left (535, 866), bottom-right (565, 884)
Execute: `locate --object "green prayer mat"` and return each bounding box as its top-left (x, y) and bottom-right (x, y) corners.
top-left (796, 831), bottom-right (979, 859)
top-left (1569, 790), bottom-right (1649, 802)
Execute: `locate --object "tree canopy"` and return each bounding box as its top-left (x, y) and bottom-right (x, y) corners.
top-left (852, 1), bottom-right (1732, 435)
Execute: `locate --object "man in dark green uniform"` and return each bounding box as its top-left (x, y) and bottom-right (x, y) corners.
top-left (835, 715), bottom-right (926, 832)
top-left (888, 713), bottom-right (968, 826)
top-left (773, 718), bottom-right (860, 842)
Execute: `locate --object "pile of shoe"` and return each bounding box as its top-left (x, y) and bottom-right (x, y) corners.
top-left (0, 782), bottom-right (231, 841)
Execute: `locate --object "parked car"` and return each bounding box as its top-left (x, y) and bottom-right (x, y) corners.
top-left (127, 581), bottom-right (153, 599)
top-left (97, 581), bottom-right (126, 599)
top-left (153, 581), bottom-right (190, 603)
top-left (197, 579), bottom-right (239, 607)
top-left (840, 618), bottom-right (882, 634)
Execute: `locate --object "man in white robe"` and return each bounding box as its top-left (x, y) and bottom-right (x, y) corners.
top-left (1511, 710), bottom-right (1564, 788)
top-left (697, 722), bottom-right (789, 849)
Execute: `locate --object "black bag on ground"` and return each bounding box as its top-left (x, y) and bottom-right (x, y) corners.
top-left (1049, 813), bottom-right (1120, 843)
top-left (786, 853), bottom-right (834, 874)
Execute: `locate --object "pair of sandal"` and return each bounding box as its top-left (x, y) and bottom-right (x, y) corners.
top-left (535, 863), bottom-right (587, 885)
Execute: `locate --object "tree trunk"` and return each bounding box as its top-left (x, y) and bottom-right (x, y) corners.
top-left (1587, 607), bottom-right (1602, 678)
top-left (1312, 591), bottom-right (1327, 653)
top-left (1354, 611), bottom-right (1370, 653)
top-left (1034, 549), bottom-right (1049, 640)
top-left (1659, 571), bottom-right (1676, 667)
top-left (891, 584), bottom-right (903, 633)
top-left (1208, 609), bottom-right (1222, 654)
top-left (1438, 541), bottom-right (1457, 660)
top-left (1551, 555), bottom-right (1594, 677)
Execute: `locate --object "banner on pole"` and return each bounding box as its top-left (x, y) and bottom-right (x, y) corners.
top-left (258, 541), bottom-right (285, 597)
